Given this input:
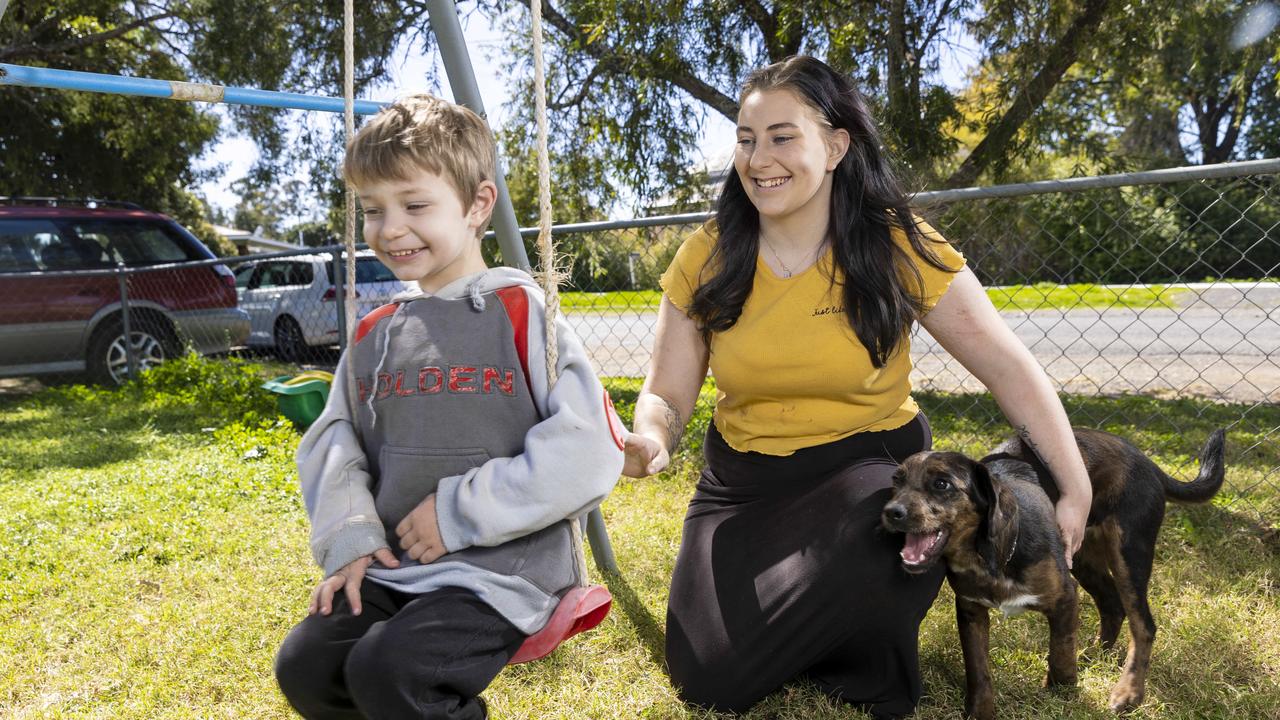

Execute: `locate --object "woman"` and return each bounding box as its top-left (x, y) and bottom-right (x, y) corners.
top-left (623, 56), bottom-right (1092, 719)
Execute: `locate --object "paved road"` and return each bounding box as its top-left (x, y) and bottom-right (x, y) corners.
top-left (567, 283), bottom-right (1280, 404)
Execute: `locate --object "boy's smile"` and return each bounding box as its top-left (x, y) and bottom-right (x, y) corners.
top-left (358, 170), bottom-right (495, 294)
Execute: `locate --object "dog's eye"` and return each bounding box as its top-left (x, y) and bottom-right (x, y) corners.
top-left (931, 477), bottom-right (952, 491)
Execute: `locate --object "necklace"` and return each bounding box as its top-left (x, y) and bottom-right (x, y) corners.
top-left (760, 233), bottom-right (824, 279)
top-left (761, 235), bottom-right (795, 278)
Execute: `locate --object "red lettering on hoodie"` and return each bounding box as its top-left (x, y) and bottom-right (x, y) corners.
top-left (449, 366), bottom-right (478, 393)
top-left (375, 372), bottom-right (394, 400)
top-left (419, 367), bottom-right (443, 394)
top-left (482, 367), bottom-right (515, 396)
top-left (394, 370), bottom-right (415, 396)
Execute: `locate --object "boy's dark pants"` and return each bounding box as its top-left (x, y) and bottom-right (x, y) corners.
top-left (275, 583), bottom-right (525, 720)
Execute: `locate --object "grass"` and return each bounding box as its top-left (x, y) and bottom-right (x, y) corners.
top-left (0, 357), bottom-right (1276, 719)
top-left (985, 283), bottom-right (1183, 311)
top-left (560, 284), bottom-right (1183, 313)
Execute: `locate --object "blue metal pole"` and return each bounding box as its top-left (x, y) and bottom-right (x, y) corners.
top-left (0, 63), bottom-right (388, 115)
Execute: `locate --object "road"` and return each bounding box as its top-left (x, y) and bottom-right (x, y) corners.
top-left (566, 283), bottom-right (1280, 404)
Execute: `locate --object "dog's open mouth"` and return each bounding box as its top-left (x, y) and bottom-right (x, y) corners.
top-left (900, 529), bottom-right (949, 572)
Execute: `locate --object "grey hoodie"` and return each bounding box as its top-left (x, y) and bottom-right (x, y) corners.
top-left (296, 267), bottom-right (625, 633)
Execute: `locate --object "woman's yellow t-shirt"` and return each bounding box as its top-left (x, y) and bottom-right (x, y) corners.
top-left (660, 219), bottom-right (965, 456)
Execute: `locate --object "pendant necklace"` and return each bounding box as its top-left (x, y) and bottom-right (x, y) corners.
top-left (762, 236), bottom-right (794, 278)
top-left (761, 233), bottom-right (824, 279)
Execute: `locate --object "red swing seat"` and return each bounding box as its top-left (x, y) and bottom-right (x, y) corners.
top-left (508, 584), bottom-right (612, 664)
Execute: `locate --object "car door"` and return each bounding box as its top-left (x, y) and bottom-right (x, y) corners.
top-left (0, 218), bottom-right (114, 372)
top-left (238, 262), bottom-right (288, 345)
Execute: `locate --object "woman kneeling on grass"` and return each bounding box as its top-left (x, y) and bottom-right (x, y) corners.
top-left (622, 55), bottom-right (1093, 719)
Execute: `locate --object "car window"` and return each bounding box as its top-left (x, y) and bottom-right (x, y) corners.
top-left (0, 219), bottom-right (49, 272)
top-left (352, 257), bottom-right (400, 283)
top-left (0, 219), bottom-right (111, 271)
top-left (285, 262), bottom-right (314, 286)
top-left (68, 220), bottom-right (203, 265)
top-left (235, 264), bottom-right (258, 288)
top-left (256, 263), bottom-right (291, 289)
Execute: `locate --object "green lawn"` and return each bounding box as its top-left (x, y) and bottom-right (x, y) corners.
top-left (561, 284), bottom-right (1182, 313)
top-left (0, 357), bottom-right (1275, 719)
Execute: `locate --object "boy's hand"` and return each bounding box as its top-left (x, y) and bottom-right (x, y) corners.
top-left (309, 547), bottom-right (400, 617)
top-left (396, 494), bottom-right (448, 564)
top-left (622, 431), bottom-right (670, 478)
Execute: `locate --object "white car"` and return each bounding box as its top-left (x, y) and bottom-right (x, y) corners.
top-left (234, 251), bottom-right (415, 361)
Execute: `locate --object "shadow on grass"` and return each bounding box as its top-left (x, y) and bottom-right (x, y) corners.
top-left (0, 380), bottom-right (281, 474)
top-left (602, 568), bottom-right (669, 676)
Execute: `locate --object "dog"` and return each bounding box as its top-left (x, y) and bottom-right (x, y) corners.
top-left (880, 427), bottom-right (1226, 720)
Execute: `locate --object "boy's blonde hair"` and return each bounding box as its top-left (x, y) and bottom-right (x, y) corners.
top-left (344, 94), bottom-right (497, 233)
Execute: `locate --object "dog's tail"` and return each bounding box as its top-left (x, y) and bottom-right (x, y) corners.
top-left (1161, 429), bottom-right (1227, 504)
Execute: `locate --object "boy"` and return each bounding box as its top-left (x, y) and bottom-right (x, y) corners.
top-left (274, 94), bottom-right (626, 720)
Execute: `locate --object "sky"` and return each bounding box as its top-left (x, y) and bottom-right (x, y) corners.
top-left (196, 8), bottom-right (981, 226)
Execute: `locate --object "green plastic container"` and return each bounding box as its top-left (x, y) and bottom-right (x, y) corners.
top-left (263, 371), bottom-right (333, 428)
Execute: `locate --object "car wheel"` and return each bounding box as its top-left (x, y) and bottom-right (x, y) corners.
top-left (88, 316), bottom-right (176, 385)
top-left (274, 316), bottom-right (309, 363)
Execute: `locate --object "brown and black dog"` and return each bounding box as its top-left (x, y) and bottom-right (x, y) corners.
top-left (880, 428), bottom-right (1226, 720)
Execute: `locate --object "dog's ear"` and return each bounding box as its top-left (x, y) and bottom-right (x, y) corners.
top-left (968, 459), bottom-right (1012, 575)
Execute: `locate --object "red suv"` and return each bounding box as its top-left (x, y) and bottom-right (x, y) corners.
top-left (0, 198), bottom-right (250, 384)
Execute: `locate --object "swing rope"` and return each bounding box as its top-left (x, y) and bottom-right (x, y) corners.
top-left (529, 0), bottom-right (592, 591)
top-left (342, 0), bottom-right (358, 400)
top-left (338, 0), bottom-right (605, 664)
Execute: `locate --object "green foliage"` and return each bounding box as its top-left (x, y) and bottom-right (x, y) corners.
top-left (132, 351), bottom-right (280, 427)
top-left (929, 173), bottom-right (1280, 283)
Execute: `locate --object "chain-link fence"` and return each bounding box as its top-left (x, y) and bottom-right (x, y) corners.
top-left (1, 161), bottom-right (1276, 520)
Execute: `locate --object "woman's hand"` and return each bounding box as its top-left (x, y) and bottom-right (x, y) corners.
top-left (309, 547), bottom-right (400, 617)
top-left (623, 431), bottom-right (671, 478)
top-left (1055, 493), bottom-right (1090, 568)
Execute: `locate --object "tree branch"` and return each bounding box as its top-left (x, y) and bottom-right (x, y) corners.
top-left (549, 58), bottom-right (611, 110)
top-left (521, 0), bottom-right (739, 120)
top-left (918, 0), bottom-right (957, 58)
top-left (0, 11), bottom-right (178, 63)
top-left (943, 0), bottom-right (1112, 188)
top-left (739, 0), bottom-right (777, 43)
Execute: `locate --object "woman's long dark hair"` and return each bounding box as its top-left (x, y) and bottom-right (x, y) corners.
top-left (688, 55), bottom-right (954, 368)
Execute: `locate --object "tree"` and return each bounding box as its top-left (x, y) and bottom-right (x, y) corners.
top-left (0, 1), bottom-right (223, 246)
top-left (1104, 0), bottom-right (1280, 166)
top-left (479, 0), bottom-right (1134, 201)
top-left (949, 0), bottom-right (1280, 177)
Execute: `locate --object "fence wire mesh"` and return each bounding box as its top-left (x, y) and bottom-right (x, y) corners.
top-left (1, 163), bottom-right (1275, 521)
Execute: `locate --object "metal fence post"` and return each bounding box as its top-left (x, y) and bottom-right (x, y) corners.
top-left (115, 263), bottom-right (138, 380)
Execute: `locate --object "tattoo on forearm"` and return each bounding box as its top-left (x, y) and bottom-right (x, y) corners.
top-left (1016, 424), bottom-right (1052, 470)
top-left (659, 398), bottom-right (685, 454)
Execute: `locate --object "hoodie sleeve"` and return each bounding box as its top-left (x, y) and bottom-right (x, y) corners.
top-left (295, 351), bottom-right (390, 576)
top-left (433, 286), bottom-right (626, 550)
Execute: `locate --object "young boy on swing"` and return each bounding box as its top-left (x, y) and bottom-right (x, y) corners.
top-left (275, 93), bottom-right (626, 720)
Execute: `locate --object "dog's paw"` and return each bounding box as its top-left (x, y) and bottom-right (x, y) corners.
top-left (1043, 668), bottom-right (1078, 689)
top-left (1107, 680), bottom-right (1145, 714)
top-left (964, 695), bottom-right (995, 720)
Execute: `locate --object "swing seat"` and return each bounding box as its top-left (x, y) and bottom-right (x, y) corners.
top-left (508, 584), bottom-right (612, 664)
